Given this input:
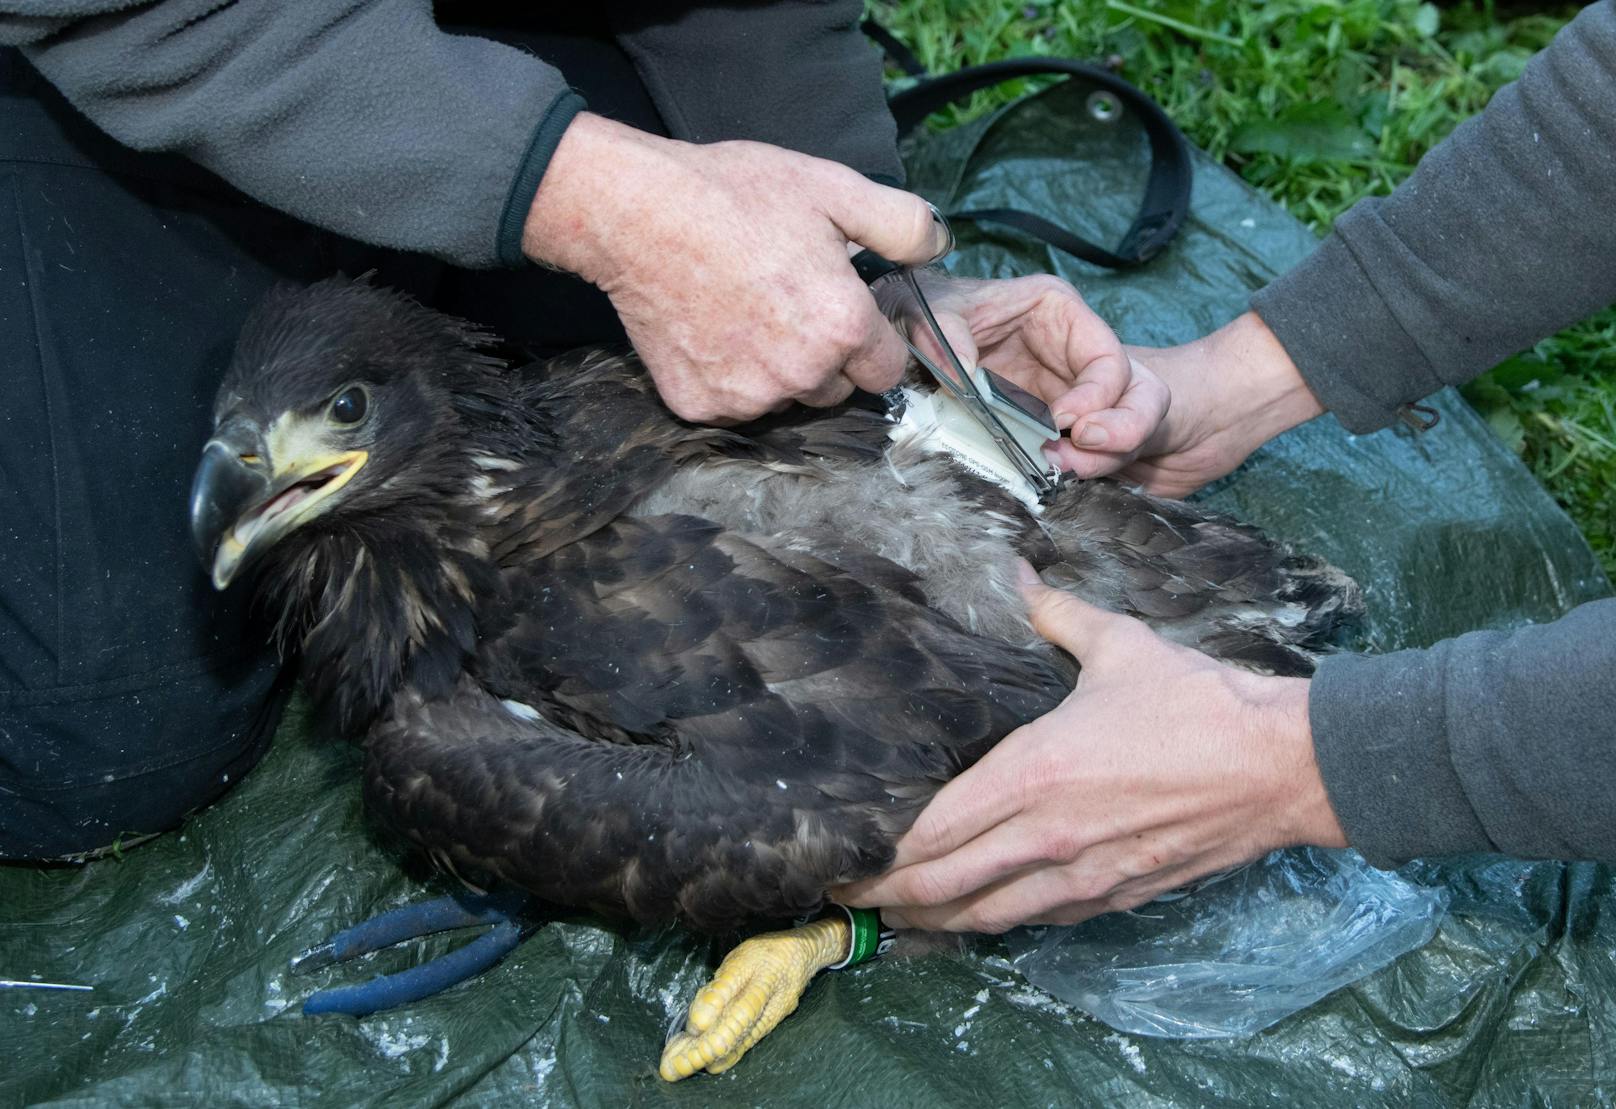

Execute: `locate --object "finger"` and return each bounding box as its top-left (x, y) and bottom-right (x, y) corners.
top-left (1014, 561), bottom-right (1129, 658)
top-left (855, 739), bottom-right (1034, 881)
top-left (837, 820), bottom-right (1052, 911)
top-left (871, 866), bottom-right (1097, 935)
top-left (839, 304), bottom-right (911, 394)
top-left (796, 372), bottom-right (858, 409)
top-left (1030, 290), bottom-right (1130, 421)
top-left (886, 847), bottom-right (1231, 932)
top-left (1048, 362), bottom-right (1128, 431)
top-left (1044, 438), bottom-right (1136, 481)
top-left (821, 172), bottom-right (949, 265)
top-left (656, 382), bottom-right (771, 426)
top-left (878, 280), bottom-right (986, 397)
top-left (917, 276), bottom-right (1108, 407)
top-left (1065, 362), bottom-right (1171, 455)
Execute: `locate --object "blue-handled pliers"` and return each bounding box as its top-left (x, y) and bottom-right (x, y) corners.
top-left (292, 888), bottom-right (534, 1017)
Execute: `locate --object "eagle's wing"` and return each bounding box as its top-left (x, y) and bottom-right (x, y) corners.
top-left (1039, 481), bottom-right (1362, 672)
top-left (363, 512), bottom-right (1070, 931)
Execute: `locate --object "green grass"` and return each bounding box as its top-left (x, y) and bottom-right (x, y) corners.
top-left (870, 0), bottom-right (1616, 577)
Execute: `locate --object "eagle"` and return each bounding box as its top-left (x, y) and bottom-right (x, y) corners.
top-left (189, 276), bottom-right (1358, 1080)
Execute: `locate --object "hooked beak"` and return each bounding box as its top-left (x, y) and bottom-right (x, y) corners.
top-left (189, 415), bottom-right (367, 589)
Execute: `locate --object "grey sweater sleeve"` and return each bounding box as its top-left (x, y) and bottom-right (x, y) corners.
top-left (1251, 0), bottom-right (1616, 435)
top-left (2, 1), bottom-right (584, 268)
top-left (1310, 599), bottom-right (1616, 867)
top-left (1246, 2), bottom-right (1616, 867)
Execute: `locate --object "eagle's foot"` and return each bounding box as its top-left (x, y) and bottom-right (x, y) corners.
top-left (659, 915), bottom-right (850, 1081)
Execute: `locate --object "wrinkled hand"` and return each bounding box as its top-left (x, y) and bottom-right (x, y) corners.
top-left (836, 563), bottom-right (1345, 933)
top-left (522, 113), bottom-right (947, 423)
top-left (904, 275), bottom-right (1171, 480)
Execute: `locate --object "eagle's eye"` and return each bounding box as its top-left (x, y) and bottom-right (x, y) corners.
top-left (329, 385), bottom-right (369, 426)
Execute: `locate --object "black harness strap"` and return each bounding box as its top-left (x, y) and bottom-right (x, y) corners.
top-left (859, 18), bottom-right (929, 79)
top-left (865, 26), bottom-right (1195, 269)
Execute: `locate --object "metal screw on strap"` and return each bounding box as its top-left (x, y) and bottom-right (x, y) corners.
top-left (1087, 90), bottom-right (1122, 122)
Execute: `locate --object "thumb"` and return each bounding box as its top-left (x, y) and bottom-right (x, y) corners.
top-left (1014, 559), bottom-right (1123, 658)
top-left (821, 169), bottom-right (949, 265)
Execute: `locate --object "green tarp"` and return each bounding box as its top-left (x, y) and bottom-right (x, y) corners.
top-left (4, 78), bottom-right (1611, 1107)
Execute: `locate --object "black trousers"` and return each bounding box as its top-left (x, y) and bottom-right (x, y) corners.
top-left (0, 28), bottom-right (663, 858)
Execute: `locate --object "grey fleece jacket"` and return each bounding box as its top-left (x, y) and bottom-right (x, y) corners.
top-left (1253, 1), bottom-right (1616, 867)
top-left (0, 1), bottom-right (898, 268)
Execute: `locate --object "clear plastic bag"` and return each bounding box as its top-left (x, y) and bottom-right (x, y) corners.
top-left (1005, 848), bottom-right (1448, 1039)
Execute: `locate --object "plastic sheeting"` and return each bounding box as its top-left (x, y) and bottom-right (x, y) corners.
top-left (4, 77), bottom-right (1612, 1107)
top-left (1008, 848), bottom-right (1450, 1041)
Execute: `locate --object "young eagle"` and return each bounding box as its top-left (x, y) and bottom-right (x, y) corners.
top-left (189, 277), bottom-right (1358, 1080)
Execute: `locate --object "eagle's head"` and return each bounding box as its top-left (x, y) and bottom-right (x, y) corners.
top-left (189, 276), bottom-right (502, 590)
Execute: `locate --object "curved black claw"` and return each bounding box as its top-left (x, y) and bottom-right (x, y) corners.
top-left (295, 888), bottom-right (534, 1017)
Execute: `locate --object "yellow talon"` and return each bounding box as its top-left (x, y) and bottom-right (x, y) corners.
top-left (659, 915), bottom-right (851, 1082)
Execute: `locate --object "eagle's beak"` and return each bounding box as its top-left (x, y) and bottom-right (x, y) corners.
top-left (189, 414), bottom-right (367, 590)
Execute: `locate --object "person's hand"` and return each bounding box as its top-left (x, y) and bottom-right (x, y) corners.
top-left (835, 562), bottom-right (1346, 933)
top-left (900, 274), bottom-right (1172, 480)
top-left (1115, 311), bottom-right (1326, 498)
top-left (912, 278), bottom-right (1326, 496)
top-left (520, 113), bottom-right (948, 423)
